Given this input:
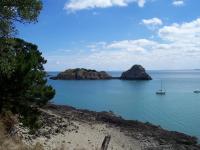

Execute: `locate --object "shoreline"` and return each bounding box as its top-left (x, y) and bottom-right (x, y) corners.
top-left (16, 104), bottom-right (200, 150)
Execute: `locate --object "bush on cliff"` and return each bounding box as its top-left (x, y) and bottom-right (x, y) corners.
top-left (0, 0), bottom-right (55, 132)
top-left (0, 38), bottom-right (55, 131)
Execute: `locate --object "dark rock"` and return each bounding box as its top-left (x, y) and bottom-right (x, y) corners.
top-left (45, 135), bottom-right (50, 139)
top-left (50, 68), bottom-right (112, 80)
top-left (120, 65), bottom-right (152, 80)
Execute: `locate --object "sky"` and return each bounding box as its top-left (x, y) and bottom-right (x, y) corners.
top-left (17, 0), bottom-right (200, 71)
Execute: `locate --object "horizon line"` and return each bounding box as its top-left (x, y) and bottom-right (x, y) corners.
top-left (46, 69), bottom-right (200, 72)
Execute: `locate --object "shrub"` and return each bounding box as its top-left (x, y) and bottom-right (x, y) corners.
top-left (0, 38), bottom-right (55, 130)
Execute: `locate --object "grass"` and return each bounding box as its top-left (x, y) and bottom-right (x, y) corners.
top-left (0, 115), bottom-right (43, 150)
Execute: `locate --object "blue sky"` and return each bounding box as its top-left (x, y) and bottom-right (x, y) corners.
top-left (17, 0), bottom-right (200, 71)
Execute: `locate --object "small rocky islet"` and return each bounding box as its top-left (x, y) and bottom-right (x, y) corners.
top-left (120, 65), bottom-right (152, 80)
top-left (50, 64), bottom-right (152, 80)
top-left (50, 68), bottom-right (112, 80)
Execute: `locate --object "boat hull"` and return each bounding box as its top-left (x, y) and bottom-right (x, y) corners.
top-left (156, 92), bottom-right (166, 95)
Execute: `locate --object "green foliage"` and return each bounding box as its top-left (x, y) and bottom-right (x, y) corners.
top-left (20, 108), bottom-right (42, 134)
top-left (0, 38), bottom-right (55, 130)
top-left (0, 0), bottom-right (42, 37)
top-left (0, 0), bottom-right (54, 131)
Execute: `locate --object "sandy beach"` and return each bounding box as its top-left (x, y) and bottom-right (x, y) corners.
top-left (17, 108), bottom-right (141, 150)
top-left (15, 104), bottom-right (200, 150)
top-left (35, 121), bottom-right (141, 150)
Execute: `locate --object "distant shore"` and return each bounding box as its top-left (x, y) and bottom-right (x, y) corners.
top-left (15, 104), bottom-right (200, 150)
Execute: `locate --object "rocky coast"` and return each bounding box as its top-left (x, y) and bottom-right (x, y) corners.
top-left (15, 104), bottom-right (200, 150)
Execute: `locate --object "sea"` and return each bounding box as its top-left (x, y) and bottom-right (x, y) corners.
top-left (47, 70), bottom-right (200, 140)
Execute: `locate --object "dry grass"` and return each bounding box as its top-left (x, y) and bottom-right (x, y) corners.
top-left (0, 116), bottom-right (43, 150)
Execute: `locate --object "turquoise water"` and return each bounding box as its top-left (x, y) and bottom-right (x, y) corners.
top-left (48, 70), bottom-right (200, 140)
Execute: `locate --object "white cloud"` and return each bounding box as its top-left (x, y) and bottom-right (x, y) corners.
top-left (65, 0), bottom-right (147, 12)
top-left (107, 39), bottom-right (157, 52)
top-left (137, 0), bottom-right (146, 7)
top-left (172, 0), bottom-right (184, 6)
top-left (45, 18), bottom-right (200, 71)
top-left (142, 18), bottom-right (163, 29)
top-left (158, 18), bottom-right (200, 42)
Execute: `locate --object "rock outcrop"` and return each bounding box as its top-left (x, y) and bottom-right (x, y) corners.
top-left (120, 65), bottom-right (152, 80)
top-left (50, 68), bottom-right (112, 80)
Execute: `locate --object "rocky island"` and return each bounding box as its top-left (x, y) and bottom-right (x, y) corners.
top-left (121, 65), bottom-right (152, 80)
top-left (50, 68), bottom-right (112, 80)
top-left (50, 65), bottom-right (152, 81)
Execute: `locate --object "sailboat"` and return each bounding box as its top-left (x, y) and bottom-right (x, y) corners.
top-left (194, 89), bottom-right (200, 94)
top-left (156, 80), bottom-right (166, 95)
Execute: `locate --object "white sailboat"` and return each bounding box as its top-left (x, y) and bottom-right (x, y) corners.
top-left (156, 80), bottom-right (166, 95)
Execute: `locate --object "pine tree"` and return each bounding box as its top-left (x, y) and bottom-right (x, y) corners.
top-left (0, 38), bottom-right (55, 130)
